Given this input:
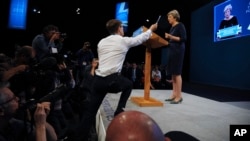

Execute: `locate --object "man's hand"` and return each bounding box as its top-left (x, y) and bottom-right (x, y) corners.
top-left (34, 103), bottom-right (47, 127)
top-left (149, 23), bottom-right (158, 32)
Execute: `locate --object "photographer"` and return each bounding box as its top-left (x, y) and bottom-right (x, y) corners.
top-left (75, 41), bottom-right (94, 86)
top-left (0, 46), bottom-right (37, 110)
top-left (32, 25), bottom-right (64, 63)
top-left (0, 86), bottom-right (57, 141)
top-left (31, 55), bottom-right (74, 140)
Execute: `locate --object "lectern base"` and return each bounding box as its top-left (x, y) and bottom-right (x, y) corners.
top-left (130, 96), bottom-right (164, 107)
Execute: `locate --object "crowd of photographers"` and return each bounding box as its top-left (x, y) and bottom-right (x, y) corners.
top-left (0, 24), bottom-right (173, 141)
top-left (0, 24), bottom-right (97, 141)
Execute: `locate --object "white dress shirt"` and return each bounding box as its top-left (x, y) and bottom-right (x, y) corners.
top-left (96, 30), bottom-right (152, 77)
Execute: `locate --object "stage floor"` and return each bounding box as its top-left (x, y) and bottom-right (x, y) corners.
top-left (98, 89), bottom-right (250, 141)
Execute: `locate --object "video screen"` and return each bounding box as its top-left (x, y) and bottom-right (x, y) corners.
top-left (132, 26), bottom-right (143, 37)
top-left (190, 0), bottom-right (250, 90)
top-left (214, 0), bottom-right (250, 42)
top-left (115, 1), bottom-right (129, 32)
top-left (8, 0), bottom-right (28, 30)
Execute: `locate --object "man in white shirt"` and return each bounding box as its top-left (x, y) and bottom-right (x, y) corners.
top-left (68, 19), bottom-right (157, 141)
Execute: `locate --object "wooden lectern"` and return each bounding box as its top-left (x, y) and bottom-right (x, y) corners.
top-left (130, 26), bottom-right (168, 107)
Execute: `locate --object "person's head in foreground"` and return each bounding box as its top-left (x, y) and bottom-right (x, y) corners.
top-left (105, 110), bottom-right (166, 141)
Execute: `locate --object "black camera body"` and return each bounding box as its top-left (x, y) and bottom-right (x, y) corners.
top-left (22, 84), bottom-right (68, 112)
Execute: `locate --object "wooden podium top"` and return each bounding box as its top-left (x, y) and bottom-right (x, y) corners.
top-left (142, 26), bottom-right (168, 48)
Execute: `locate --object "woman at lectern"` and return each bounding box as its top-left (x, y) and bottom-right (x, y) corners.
top-left (164, 9), bottom-right (187, 104)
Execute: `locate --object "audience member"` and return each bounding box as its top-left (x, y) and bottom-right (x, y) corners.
top-left (67, 58), bottom-right (99, 120)
top-left (32, 25), bottom-right (64, 62)
top-left (34, 102), bottom-right (57, 141)
top-left (106, 110), bottom-right (199, 141)
top-left (0, 47), bottom-right (31, 83)
top-left (128, 62), bottom-right (143, 89)
top-left (75, 41), bottom-right (94, 86)
top-left (0, 86), bottom-right (57, 141)
top-left (105, 110), bottom-right (166, 141)
top-left (31, 55), bottom-right (72, 140)
top-left (0, 46), bottom-right (37, 106)
top-left (67, 19), bottom-right (157, 141)
top-left (0, 53), bottom-right (11, 64)
top-left (151, 65), bottom-right (162, 89)
top-left (78, 58), bottom-right (99, 116)
top-left (79, 58), bottom-right (99, 141)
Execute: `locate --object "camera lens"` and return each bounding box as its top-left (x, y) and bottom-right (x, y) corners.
top-left (60, 33), bottom-right (67, 38)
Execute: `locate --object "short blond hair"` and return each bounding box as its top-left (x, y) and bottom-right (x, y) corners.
top-left (224, 4), bottom-right (232, 12)
top-left (167, 9), bottom-right (180, 21)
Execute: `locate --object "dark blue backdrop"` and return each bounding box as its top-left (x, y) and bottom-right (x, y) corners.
top-left (190, 0), bottom-right (250, 90)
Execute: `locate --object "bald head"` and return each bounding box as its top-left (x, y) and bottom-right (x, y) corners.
top-left (105, 110), bottom-right (165, 141)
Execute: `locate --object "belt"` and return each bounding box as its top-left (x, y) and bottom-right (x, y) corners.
top-left (97, 72), bottom-right (121, 78)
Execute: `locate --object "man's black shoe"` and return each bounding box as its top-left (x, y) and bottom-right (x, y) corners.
top-left (114, 109), bottom-right (124, 117)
